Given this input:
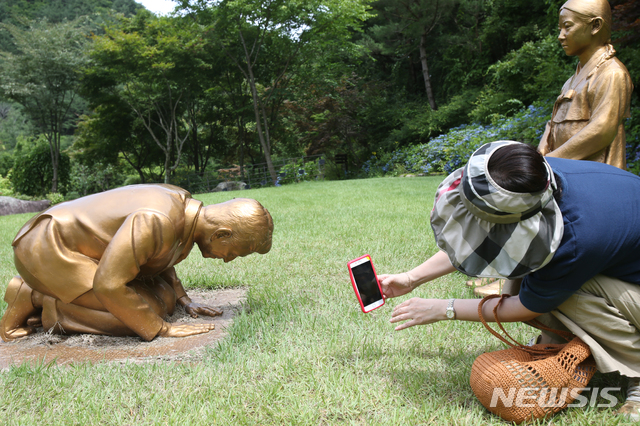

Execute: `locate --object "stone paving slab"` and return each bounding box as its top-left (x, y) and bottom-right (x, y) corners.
top-left (0, 288), bottom-right (247, 369)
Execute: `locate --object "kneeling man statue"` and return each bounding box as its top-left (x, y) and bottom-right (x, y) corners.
top-left (0, 184), bottom-right (273, 342)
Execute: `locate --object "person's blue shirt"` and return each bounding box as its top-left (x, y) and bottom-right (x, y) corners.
top-left (520, 157), bottom-right (640, 313)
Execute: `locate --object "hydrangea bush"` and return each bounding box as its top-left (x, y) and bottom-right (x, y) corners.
top-left (362, 102), bottom-right (640, 178)
top-left (277, 158), bottom-right (322, 185)
top-left (361, 103), bottom-right (552, 177)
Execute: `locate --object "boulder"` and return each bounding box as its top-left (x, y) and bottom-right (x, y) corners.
top-left (0, 196), bottom-right (50, 216)
top-left (213, 181), bottom-right (247, 192)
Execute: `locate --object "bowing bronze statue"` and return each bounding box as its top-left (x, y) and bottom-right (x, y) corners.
top-left (538, 0), bottom-right (633, 169)
top-left (0, 184), bottom-right (273, 342)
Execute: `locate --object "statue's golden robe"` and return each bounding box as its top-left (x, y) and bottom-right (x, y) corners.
top-left (540, 48), bottom-right (633, 169)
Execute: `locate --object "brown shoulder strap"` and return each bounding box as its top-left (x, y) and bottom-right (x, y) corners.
top-left (477, 294), bottom-right (574, 355)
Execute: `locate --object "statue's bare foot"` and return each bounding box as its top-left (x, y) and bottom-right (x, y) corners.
top-left (27, 315), bottom-right (42, 327)
top-left (0, 276), bottom-right (39, 342)
top-left (1, 325), bottom-right (36, 340)
top-left (157, 321), bottom-right (215, 338)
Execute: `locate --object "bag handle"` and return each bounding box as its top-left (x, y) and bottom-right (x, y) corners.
top-left (477, 294), bottom-right (575, 355)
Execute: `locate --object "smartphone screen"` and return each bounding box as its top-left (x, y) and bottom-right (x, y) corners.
top-left (348, 255), bottom-right (384, 313)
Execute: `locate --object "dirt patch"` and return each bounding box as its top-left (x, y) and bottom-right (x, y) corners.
top-left (0, 288), bottom-right (247, 370)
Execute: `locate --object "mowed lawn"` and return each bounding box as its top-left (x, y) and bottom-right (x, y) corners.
top-left (0, 177), bottom-right (627, 425)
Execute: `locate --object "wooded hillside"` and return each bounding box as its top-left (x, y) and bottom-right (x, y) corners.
top-left (0, 0), bottom-right (637, 198)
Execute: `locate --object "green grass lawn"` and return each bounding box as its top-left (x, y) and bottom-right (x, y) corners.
top-left (0, 177), bottom-right (629, 425)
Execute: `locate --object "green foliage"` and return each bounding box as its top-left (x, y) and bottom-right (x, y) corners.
top-left (0, 171), bottom-right (14, 196)
top-left (45, 192), bottom-right (65, 205)
top-left (11, 137), bottom-right (70, 197)
top-left (384, 90), bottom-right (481, 147)
top-left (361, 102), bottom-right (552, 176)
top-left (366, 0), bottom-right (458, 108)
top-left (68, 161), bottom-right (125, 196)
top-left (284, 74), bottom-right (394, 162)
top-left (0, 17), bottom-right (90, 193)
top-left (277, 158), bottom-right (322, 185)
top-left (123, 174), bottom-right (143, 186)
top-left (84, 12), bottom-right (221, 184)
top-left (0, 102), bottom-right (34, 151)
top-left (480, 0), bottom-right (560, 59)
top-left (0, 0), bottom-right (636, 192)
top-left (625, 104), bottom-right (640, 176)
top-left (469, 34), bottom-right (574, 123)
top-left (186, 0), bottom-right (374, 183)
top-left (0, 150), bottom-right (13, 177)
top-left (0, 0), bottom-right (142, 24)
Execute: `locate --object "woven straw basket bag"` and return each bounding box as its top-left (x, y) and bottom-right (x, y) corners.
top-left (470, 294), bottom-right (597, 424)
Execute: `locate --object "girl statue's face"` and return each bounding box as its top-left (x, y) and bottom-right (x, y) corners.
top-left (558, 8), bottom-right (596, 58)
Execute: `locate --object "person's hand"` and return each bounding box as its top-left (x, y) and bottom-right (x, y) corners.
top-left (390, 298), bottom-right (447, 331)
top-left (158, 321), bottom-right (215, 338)
top-left (378, 273), bottom-right (414, 299)
top-left (184, 302), bottom-right (223, 318)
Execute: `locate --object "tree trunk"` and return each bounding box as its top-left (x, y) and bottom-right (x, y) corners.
top-left (247, 74), bottom-right (277, 185)
top-left (419, 31), bottom-right (438, 111)
top-left (119, 150), bottom-right (144, 183)
top-left (237, 116), bottom-right (246, 181)
top-left (164, 130), bottom-right (172, 184)
top-left (51, 161), bottom-right (58, 194)
top-left (192, 120), bottom-right (201, 173)
top-left (48, 128), bottom-right (60, 194)
top-left (234, 29), bottom-right (278, 185)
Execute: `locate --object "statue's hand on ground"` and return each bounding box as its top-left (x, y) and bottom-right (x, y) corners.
top-left (158, 321), bottom-right (215, 338)
top-left (184, 302), bottom-right (223, 319)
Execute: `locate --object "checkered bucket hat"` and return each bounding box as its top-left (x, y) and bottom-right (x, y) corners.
top-left (430, 141), bottom-right (564, 279)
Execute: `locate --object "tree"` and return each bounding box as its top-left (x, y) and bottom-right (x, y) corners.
top-left (12, 136), bottom-right (71, 197)
top-left (85, 12), bottom-right (211, 183)
top-left (0, 0), bottom-right (143, 53)
top-left (74, 99), bottom-right (166, 184)
top-left (0, 102), bottom-right (34, 151)
top-left (367, 0), bottom-right (457, 111)
top-left (284, 74), bottom-right (387, 157)
top-left (612, 0), bottom-right (640, 46)
top-left (0, 18), bottom-right (89, 193)
top-left (182, 0), bottom-right (373, 184)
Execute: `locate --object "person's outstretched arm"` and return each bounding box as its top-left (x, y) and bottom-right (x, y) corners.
top-left (377, 250), bottom-right (456, 299)
top-left (390, 294), bottom-right (540, 331)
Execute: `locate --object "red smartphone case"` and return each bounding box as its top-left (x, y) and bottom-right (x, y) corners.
top-left (347, 254), bottom-right (385, 313)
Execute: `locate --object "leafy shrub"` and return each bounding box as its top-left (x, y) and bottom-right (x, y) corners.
top-left (65, 191), bottom-right (81, 201)
top-left (68, 162), bottom-right (124, 196)
top-left (0, 151), bottom-right (14, 177)
top-left (11, 136), bottom-right (70, 196)
top-left (0, 172), bottom-right (14, 196)
top-left (383, 91), bottom-right (479, 148)
top-left (46, 192), bottom-right (65, 205)
top-left (362, 102), bottom-right (552, 176)
top-left (123, 175), bottom-right (143, 186)
top-left (469, 34), bottom-right (574, 123)
top-left (277, 158), bottom-right (323, 185)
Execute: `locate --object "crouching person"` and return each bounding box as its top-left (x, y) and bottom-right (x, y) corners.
top-left (378, 142), bottom-right (640, 421)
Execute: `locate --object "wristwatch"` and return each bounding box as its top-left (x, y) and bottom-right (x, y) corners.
top-left (446, 298), bottom-right (456, 320)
